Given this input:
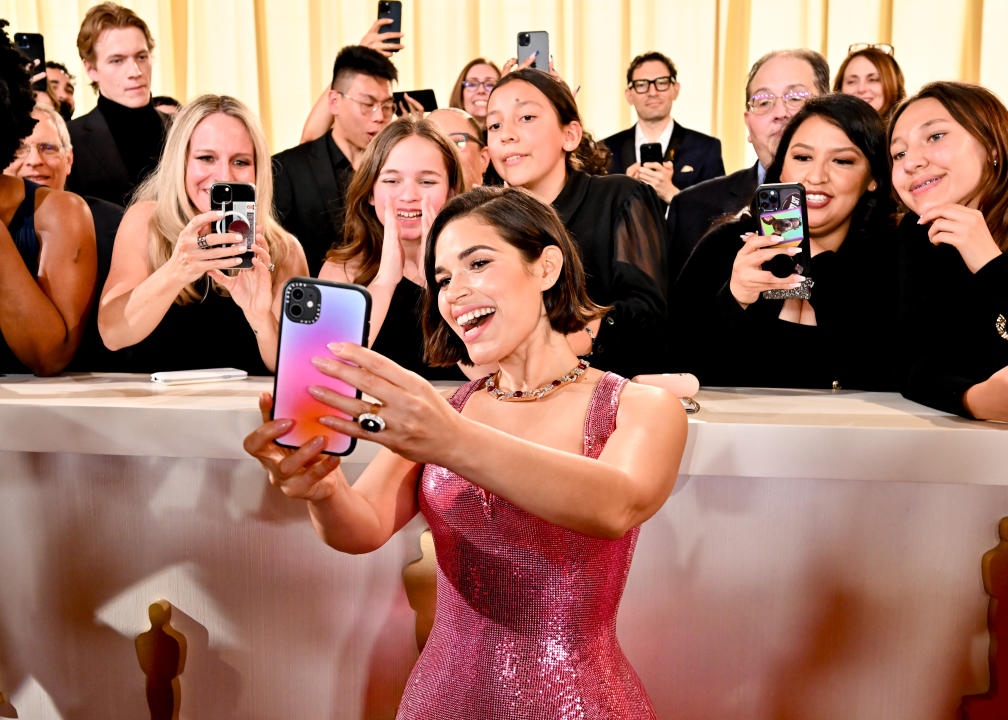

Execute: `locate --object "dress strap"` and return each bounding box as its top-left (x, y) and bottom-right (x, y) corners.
top-left (583, 372), bottom-right (628, 460)
top-left (447, 375), bottom-right (491, 412)
top-left (8, 179), bottom-right (40, 276)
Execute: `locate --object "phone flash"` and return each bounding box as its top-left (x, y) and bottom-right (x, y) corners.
top-left (306, 301), bottom-right (315, 308)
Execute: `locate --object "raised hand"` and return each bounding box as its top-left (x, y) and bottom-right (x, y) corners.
top-left (164, 210), bottom-right (244, 286)
top-left (918, 203), bottom-right (1003, 273)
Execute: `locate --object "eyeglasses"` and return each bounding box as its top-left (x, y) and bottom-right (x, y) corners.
top-left (338, 92), bottom-right (396, 119)
top-left (628, 76), bottom-right (676, 94)
top-left (746, 89), bottom-right (811, 115)
top-left (848, 42), bottom-right (894, 55)
top-left (14, 141), bottom-right (62, 158)
top-left (447, 132), bottom-right (484, 150)
top-left (461, 79), bottom-right (497, 92)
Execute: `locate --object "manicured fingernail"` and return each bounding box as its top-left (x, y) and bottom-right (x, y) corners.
top-left (327, 342), bottom-right (345, 354)
top-left (786, 247), bottom-right (801, 255)
top-left (275, 418), bottom-right (293, 429)
top-left (917, 217), bottom-right (925, 224)
top-left (307, 385), bottom-right (325, 397)
top-left (794, 275), bottom-right (807, 282)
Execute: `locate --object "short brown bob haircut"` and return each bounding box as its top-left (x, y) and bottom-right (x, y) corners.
top-left (422, 186), bottom-right (608, 367)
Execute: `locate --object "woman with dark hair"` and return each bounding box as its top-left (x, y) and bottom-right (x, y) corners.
top-left (889, 82), bottom-right (1008, 421)
top-left (320, 116), bottom-right (465, 379)
top-left (485, 68), bottom-right (669, 378)
top-left (833, 44), bottom-right (906, 121)
top-left (672, 93), bottom-right (898, 389)
top-left (0, 20), bottom-right (97, 375)
top-left (244, 185), bottom-right (687, 719)
top-left (447, 57), bottom-right (501, 130)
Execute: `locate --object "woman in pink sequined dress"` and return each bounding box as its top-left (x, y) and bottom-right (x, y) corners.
top-left (244, 186), bottom-right (688, 719)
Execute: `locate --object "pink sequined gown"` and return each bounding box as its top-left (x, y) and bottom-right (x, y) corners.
top-left (397, 373), bottom-right (658, 720)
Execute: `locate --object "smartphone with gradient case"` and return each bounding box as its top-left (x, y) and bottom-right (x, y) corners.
top-left (753, 182), bottom-right (812, 300)
top-left (272, 278), bottom-right (371, 456)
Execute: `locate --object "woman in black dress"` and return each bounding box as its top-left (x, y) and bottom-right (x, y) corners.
top-left (320, 116), bottom-right (466, 380)
top-left (485, 69), bottom-right (668, 378)
top-left (672, 93), bottom-right (898, 390)
top-left (889, 82), bottom-right (1008, 421)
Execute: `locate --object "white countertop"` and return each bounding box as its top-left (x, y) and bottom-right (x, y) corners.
top-left (1, 373), bottom-right (1003, 484)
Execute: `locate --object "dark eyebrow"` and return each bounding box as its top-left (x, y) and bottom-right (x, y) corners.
top-left (433, 244), bottom-right (496, 275)
top-left (791, 142), bottom-right (860, 154)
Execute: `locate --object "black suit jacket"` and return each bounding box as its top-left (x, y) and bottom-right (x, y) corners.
top-left (272, 134), bottom-right (353, 276)
top-left (66, 106), bottom-right (167, 207)
top-left (602, 121), bottom-right (725, 191)
top-left (666, 162), bottom-right (760, 283)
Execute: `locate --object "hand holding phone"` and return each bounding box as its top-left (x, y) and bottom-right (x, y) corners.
top-left (14, 32), bottom-right (45, 91)
top-left (376, 1), bottom-right (402, 53)
top-left (753, 182), bottom-right (812, 300)
top-left (272, 279), bottom-right (371, 456)
top-left (210, 183), bottom-right (255, 269)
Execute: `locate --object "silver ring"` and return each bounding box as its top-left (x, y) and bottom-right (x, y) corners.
top-left (267, 263), bottom-right (276, 272)
top-left (358, 413), bottom-right (386, 433)
top-left (196, 234), bottom-right (209, 249)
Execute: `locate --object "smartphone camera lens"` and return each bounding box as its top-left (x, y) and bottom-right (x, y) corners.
top-left (379, 1), bottom-right (389, 10)
top-left (291, 288), bottom-right (304, 301)
top-left (290, 304), bottom-right (303, 317)
top-left (518, 33), bottom-right (530, 46)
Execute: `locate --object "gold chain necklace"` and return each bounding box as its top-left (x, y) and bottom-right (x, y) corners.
top-left (485, 361), bottom-right (589, 402)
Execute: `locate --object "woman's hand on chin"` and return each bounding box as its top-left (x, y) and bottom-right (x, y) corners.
top-left (729, 232), bottom-right (806, 308)
top-left (308, 343), bottom-right (462, 465)
top-left (243, 392), bottom-right (343, 501)
top-left (918, 203), bottom-right (1002, 273)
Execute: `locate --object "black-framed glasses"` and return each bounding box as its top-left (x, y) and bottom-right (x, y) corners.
top-left (447, 132), bottom-right (484, 150)
top-left (746, 89), bottom-right (811, 115)
top-left (461, 79), bottom-right (497, 92)
top-left (848, 42), bottom-right (894, 55)
top-left (14, 141), bottom-right (62, 158)
top-left (628, 76), bottom-right (675, 94)
top-left (338, 92), bottom-right (396, 118)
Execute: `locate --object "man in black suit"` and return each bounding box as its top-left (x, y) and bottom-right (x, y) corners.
top-left (272, 46), bottom-right (398, 275)
top-left (603, 52), bottom-right (724, 204)
top-left (667, 48), bottom-right (830, 279)
top-left (66, 3), bottom-right (167, 207)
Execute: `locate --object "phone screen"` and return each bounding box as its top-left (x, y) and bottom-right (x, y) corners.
top-left (272, 279), bottom-right (371, 456)
top-left (754, 183), bottom-right (811, 299)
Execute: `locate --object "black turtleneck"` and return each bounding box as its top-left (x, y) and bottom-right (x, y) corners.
top-left (97, 94), bottom-right (166, 189)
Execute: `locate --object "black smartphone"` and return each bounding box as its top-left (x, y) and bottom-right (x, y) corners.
top-left (393, 89), bottom-right (437, 115)
top-left (753, 182), bottom-right (811, 299)
top-left (272, 279), bottom-right (371, 456)
top-left (14, 32), bottom-right (45, 92)
top-left (640, 142), bottom-right (664, 165)
top-left (377, 0), bottom-right (402, 47)
top-left (517, 31), bottom-right (549, 71)
top-left (210, 182), bottom-right (255, 269)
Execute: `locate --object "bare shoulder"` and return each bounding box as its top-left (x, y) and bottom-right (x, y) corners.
top-left (616, 379), bottom-right (687, 431)
top-left (33, 187), bottom-right (92, 231)
top-left (320, 257), bottom-right (359, 283)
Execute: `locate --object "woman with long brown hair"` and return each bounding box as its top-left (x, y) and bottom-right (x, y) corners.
top-left (889, 81), bottom-right (1008, 420)
top-left (320, 116), bottom-right (465, 379)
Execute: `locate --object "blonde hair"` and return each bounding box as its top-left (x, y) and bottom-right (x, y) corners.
top-left (132, 94), bottom-right (290, 304)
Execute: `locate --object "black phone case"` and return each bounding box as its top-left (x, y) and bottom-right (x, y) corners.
top-left (210, 182), bottom-right (255, 269)
top-left (377, 1), bottom-right (402, 36)
top-left (640, 142), bottom-right (664, 164)
top-left (14, 33), bottom-right (46, 92)
top-left (393, 89), bottom-right (438, 115)
top-left (753, 182), bottom-right (812, 300)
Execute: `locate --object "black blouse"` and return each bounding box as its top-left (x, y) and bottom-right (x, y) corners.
top-left (897, 213), bottom-right (1008, 416)
top-left (552, 170), bottom-right (668, 378)
top-left (671, 215), bottom-right (900, 390)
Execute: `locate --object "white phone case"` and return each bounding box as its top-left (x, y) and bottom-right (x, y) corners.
top-left (150, 368), bottom-right (248, 385)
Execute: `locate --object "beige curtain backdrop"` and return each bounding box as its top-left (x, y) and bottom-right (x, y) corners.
top-left (2, 0), bottom-right (1003, 173)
